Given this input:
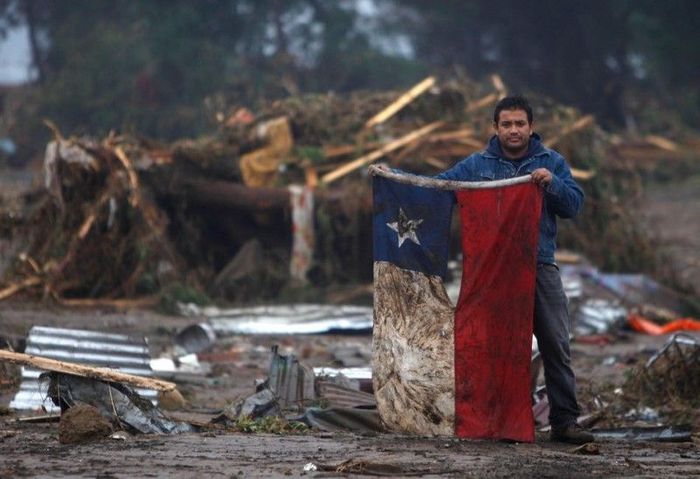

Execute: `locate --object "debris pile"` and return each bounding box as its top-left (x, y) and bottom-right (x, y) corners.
top-left (625, 334), bottom-right (700, 413)
top-left (213, 345), bottom-right (381, 434)
top-left (0, 74), bottom-right (696, 305)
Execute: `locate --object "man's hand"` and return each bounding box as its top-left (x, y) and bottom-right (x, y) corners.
top-left (369, 163), bottom-right (389, 175)
top-left (531, 168), bottom-right (553, 187)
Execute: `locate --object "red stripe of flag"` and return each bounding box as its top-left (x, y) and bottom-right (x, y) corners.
top-left (454, 183), bottom-right (542, 442)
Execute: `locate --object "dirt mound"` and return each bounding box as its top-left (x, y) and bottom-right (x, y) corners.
top-left (58, 404), bottom-right (113, 445)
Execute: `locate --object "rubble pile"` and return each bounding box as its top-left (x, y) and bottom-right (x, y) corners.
top-left (625, 334), bottom-right (700, 414)
top-left (0, 74), bottom-right (696, 305)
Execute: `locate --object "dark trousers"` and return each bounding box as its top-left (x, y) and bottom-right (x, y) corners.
top-left (534, 263), bottom-right (580, 429)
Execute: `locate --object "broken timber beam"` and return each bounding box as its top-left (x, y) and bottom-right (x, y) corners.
top-left (364, 76), bottom-right (436, 129)
top-left (546, 115), bottom-right (595, 148)
top-left (321, 121), bottom-right (444, 185)
top-left (0, 349), bottom-right (177, 392)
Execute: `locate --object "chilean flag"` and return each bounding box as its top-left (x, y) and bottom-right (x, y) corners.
top-left (372, 173), bottom-right (542, 442)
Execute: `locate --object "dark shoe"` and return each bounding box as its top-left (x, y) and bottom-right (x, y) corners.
top-left (550, 423), bottom-right (595, 444)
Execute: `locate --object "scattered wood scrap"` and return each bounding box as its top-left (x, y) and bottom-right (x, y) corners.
top-left (0, 350), bottom-right (178, 392)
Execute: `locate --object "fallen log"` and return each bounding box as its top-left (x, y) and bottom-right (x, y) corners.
top-left (0, 349), bottom-right (177, 392)
top-left (179, 178), bottom-right (292, 212)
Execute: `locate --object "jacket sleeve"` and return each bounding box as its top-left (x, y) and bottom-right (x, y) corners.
top-left (544, 154), bottom-right (584, 218)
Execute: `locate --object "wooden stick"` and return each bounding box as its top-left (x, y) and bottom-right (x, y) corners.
top-left (0, 349), bottom-right (177, 392)
top-left (490, 74), bottom-right (507, 98)
top-left (0, 276), bottom-right (42, 301)
top-left (321, 122), bottom-right (444, 184)
top-left (644, 135), bottom-right (679, 152)
top-left (425, 157), bottom-right (449, 170)
top-left (364, 76), bottom-right (436, 129)
top-left (114, 146), bottom-right (141, 207)
top-left (465, 92), bottom-right (499, 113)
top-left (51, 190), bottom-right (114, 278)
top-left (304, 164), bottom-right (318, 189)
top-left (571, 167), bottom-right (596, 180)
top-left (428, 128), bottom-right (476, 142)
top-left (55, 296), bottom-right (160, 309)
top-left (546, 115), bottom-right (595, 148)
top-left (391, 137), bottom-right (428, 164)
top-left (322, 142), bottom-right (382, 159)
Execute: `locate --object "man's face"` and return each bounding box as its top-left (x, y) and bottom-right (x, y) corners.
top-left (494, 109), bottom-right (533, 155)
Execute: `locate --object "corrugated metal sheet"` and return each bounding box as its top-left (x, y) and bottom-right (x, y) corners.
top-left (317, 381), bottom-right (376, 409)
top-left (313, 367), bottom-right (372, 380)
top-left (314, 367), bottom-right (373, 394)
top-left (201, 304), bottom-right (373, 335)
top-left (268, 345), bottom-right (315, 410)
top-left (10, 326), bottom-right (156, 412)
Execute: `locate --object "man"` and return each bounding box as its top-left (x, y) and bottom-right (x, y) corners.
top-left (434, 95), bottom-right (592, 444)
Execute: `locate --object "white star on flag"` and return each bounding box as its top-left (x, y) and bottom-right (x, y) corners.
top-left (387, 208), bottom-right (424, 247)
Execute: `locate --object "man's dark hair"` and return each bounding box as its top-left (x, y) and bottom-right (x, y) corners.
top-left (493, 95), bottom-right (533, 124)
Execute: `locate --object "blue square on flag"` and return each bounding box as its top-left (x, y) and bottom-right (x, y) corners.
top-left (373, 175), bottom-right (453, 279)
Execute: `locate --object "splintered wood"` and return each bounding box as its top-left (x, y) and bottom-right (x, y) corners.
top-left (372, 262), bottom-right (455, 435)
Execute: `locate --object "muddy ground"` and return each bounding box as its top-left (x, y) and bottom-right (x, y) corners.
top-left (1, 304), bottom-right (699, 478)
top-left (1, 166), bottom-right (700, 477)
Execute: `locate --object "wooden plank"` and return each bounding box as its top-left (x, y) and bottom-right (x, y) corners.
top-left (465, 92), bottom-right (499, 113)
top-left (425, 157), bottom-right (449, 170)
top-left (571, 167), bottom-right (596, 180)
top-left (364, 76), bottom-right (436, 129)
top-left (554, 251), bottom-right (584, 264)
top-left (428, 128), bottom-right (476, 142)
top-left (644, 135), bottom-right (679, 152)
top-left (424, 143), bottom-right (482, 158)
top-left (0, 349), bottom-right (177, 392)
top-left (490, 74), bottom-right (507, 98)
top-left (322, 142), bottom-right (381, 159)
top-left (546, 115), bottom-right (595, 148)
top-left (304, 164), bottom-right (318, 188)
top-left (114, 147), bottom-right (141, 206)
top-left (321, 122), bottom-right (444, 185)
top-left (56, 296), bottom-right (160, 309)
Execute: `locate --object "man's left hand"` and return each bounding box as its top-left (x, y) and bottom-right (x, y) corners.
top-left (531, 168), bottom-right (553, 187)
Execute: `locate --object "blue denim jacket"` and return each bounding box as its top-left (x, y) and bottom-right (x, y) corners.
top-left (435, 134), bottom-right (584, 265)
